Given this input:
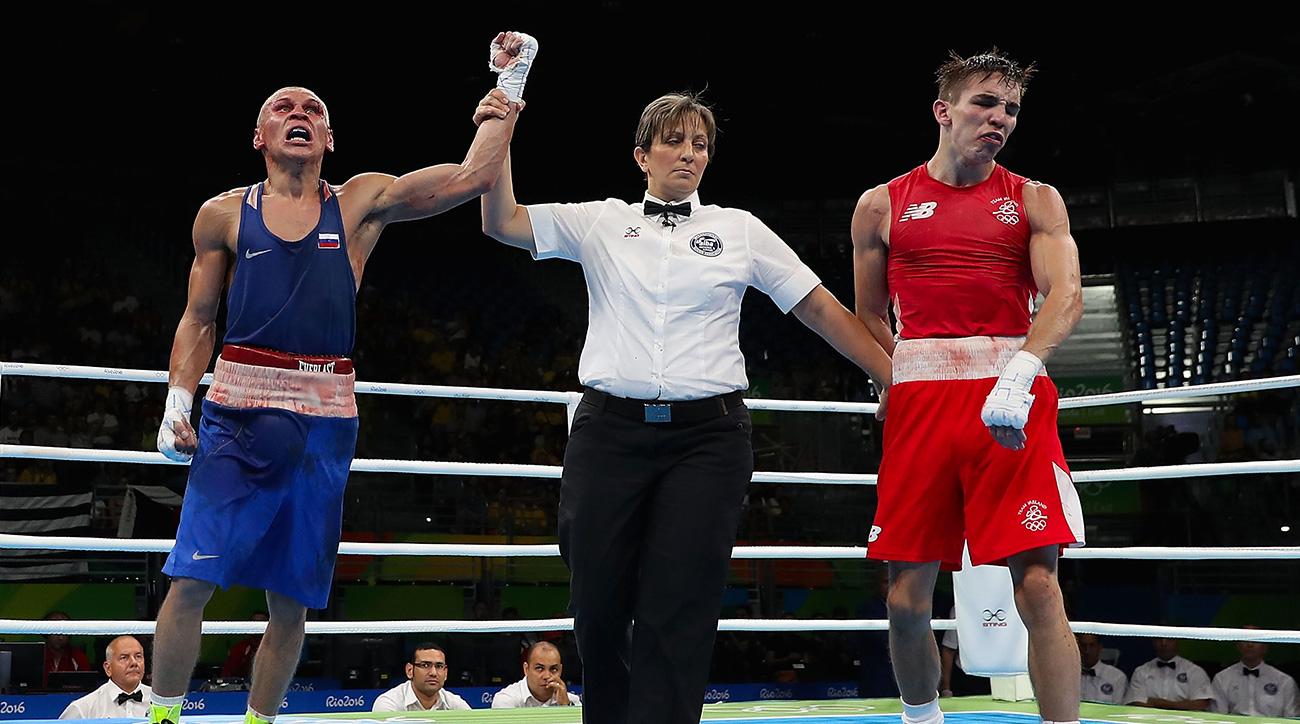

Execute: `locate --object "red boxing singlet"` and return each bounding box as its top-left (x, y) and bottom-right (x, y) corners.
top-left (886, 163), bottom-right (1036, 339)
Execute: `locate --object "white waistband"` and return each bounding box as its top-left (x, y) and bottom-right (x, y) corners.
top-left (892, 336), bottom-right (1047, 384)
top-left (207, 357), bottom-right (357, 418)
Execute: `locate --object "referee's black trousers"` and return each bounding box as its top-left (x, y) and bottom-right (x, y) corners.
top-left (558, 397), bottom-right (754, 724)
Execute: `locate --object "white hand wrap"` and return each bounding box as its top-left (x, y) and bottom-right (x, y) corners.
top-left (156, 386), bottom-right (194, 462)
top-left (488, 31), bottom-right (538, 103)
top-left (979, 350), bottom-right (1043, 431)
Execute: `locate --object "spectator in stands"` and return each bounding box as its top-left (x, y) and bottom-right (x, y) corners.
top-left (491, 641), bottom-right (580, 708)
top-left (372, 643), bottom-right (470, 712)
top-left (1126, 637), bottom-right (1213, 711)
top-left (43, 611), bottom-right (91, 686)
top-left (220, 612), bottom-right (269, 679)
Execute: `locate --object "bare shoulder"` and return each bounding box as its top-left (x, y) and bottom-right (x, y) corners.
top-left (855, 183), bottom-right (891, 215)
top-left (851, 183), bottom-right (891, 244)
top-left (337, 172), bottom-right (397, 203)
top-left (1022, 179), bottom-right (1065, 209)
top-left (193, 188), bottom-right (245, 245)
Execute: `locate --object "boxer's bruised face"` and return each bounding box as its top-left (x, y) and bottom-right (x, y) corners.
top-left (935, 73), bottom-right (1020, 164)
top-left (635, 114), bottom-right (709, 202)
top-left (254, 87), bottom-right (334, 161)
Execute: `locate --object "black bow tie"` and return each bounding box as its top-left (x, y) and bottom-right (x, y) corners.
top-left (116, 691), bottom-right (143, 705)
top-left (1157, 660), bottom-right (1176, 669)
top-left (1082, 667), bottom-right (1096, 677)
top-left (1243, 667), bottom-right (1260, 677)
top-left (644, 200), bottom-right (691, 219)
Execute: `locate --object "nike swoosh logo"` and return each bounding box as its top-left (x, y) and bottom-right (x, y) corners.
top-left (191, 552), bottom-right (220, 560)
top-left (245, 249), bottom-right (273, 259)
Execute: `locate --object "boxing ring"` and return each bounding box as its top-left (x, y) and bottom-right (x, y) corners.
top-left (2, 361), bottom-right (1299, 723)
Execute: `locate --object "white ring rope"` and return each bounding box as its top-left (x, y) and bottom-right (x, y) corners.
top-left (3, 364), bottom-right (1298, 653)
top-left (4, 445), bottom-right (1298, 488)
top-left (2, 533), bottom-right (1296, 561)
top-left (6, 362), bottom-right (1299, 412)
top-left (0, 618), bottom-right (1295, 643)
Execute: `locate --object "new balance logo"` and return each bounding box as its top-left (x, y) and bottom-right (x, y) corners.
top-left (898, 202), bottom-right (937, 222)
top-left (191, 552), bottom-right (220, 561)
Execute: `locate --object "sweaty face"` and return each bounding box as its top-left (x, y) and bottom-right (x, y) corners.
top-left (939, 73), bottom-right (1021, 163)
top-left (406, 649), bottom-right (447, 697)
top-left (254, 88), bottom-right (333, 160)
top-left (636, 115), bottom-right (709, 202)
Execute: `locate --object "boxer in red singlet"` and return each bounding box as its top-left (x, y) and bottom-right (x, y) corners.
top-left (852, 49), bottom-right (1085, 724)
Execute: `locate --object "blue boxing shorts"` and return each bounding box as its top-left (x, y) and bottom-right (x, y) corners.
top-left (162, 352), bottom-right (359, 609)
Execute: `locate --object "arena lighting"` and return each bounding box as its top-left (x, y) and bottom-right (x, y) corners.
top-left (1143, 406), bottom-right (1218, 415)
top-left (1140, 396), bottom-right (1219, 406)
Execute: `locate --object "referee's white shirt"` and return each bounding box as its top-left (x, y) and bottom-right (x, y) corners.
top-left (1081, 661), bottom-right (1128, 704)
top-left (525, 191), bottom-right (821, 401)
top-left (1211, 662), bottom-right (1298, 718)
top-left (59, 681), bottom-right (151, 719)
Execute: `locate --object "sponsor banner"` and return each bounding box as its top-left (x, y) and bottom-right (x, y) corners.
top-left (0, 681), bottom-right (856, 717)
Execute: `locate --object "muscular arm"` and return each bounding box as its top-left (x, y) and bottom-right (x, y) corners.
top-left (792, 286), bottom-right (892, 386)
top-left (850, 184), bottom-right (896, 356)
top-left (480, 150), bottom-right (537, 253)
top-left (340, 92), bottom-right (521, 260)
top-left (374, 93), bottom-right (518, 223)
top-left (1021, 183), bottom-right (1083, 363)
top-left (168, 196), bottom-right (235, 393)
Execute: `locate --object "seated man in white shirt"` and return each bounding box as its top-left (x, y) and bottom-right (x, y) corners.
top-left (491, 642), bottom-right (580, 708)
top-left (371, 643), bottom-right (470, 712)
top-left (1126, 637), bottom-right (1213, 711)
top-left (1211, 627), bottom-right (1298, 718)
top-left (1078, 633), bottom-right (1127, 704)
top-left (60, 636), bottom-right (151, 719)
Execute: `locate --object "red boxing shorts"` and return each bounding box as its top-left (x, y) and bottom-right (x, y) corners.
top-left (867, 336), bottom-right (1085, 570)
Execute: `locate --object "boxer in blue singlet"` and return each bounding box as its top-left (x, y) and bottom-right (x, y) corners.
top-left (147, 31), bottom-right (538, 724)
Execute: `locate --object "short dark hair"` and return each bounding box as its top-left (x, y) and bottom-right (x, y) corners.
top-left (635, 91), bottom-right (718, 158)
top-left (935, 48), bottom-right (1036, 102)
top-left (410, 642), bottom-right (445, 663)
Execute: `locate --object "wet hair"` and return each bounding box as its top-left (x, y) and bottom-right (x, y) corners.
top-left (935, 48), bottom-right (1036, 102)
top-left (634, 91), bottom-right (718, 158)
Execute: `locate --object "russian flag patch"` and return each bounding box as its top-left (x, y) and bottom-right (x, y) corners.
top-left (318, 233), bottom-right (340, 249)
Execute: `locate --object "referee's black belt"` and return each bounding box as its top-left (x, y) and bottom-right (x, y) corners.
top-left (581, 387), bottom-right (745, 424)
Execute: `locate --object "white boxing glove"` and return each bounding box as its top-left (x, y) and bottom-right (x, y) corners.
top-left (156, 386), bottom-right (194, 462)
top-left (980, 350), bottom-right (1043, 430)
top-left (488, 31), bottom-right (538, 103)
